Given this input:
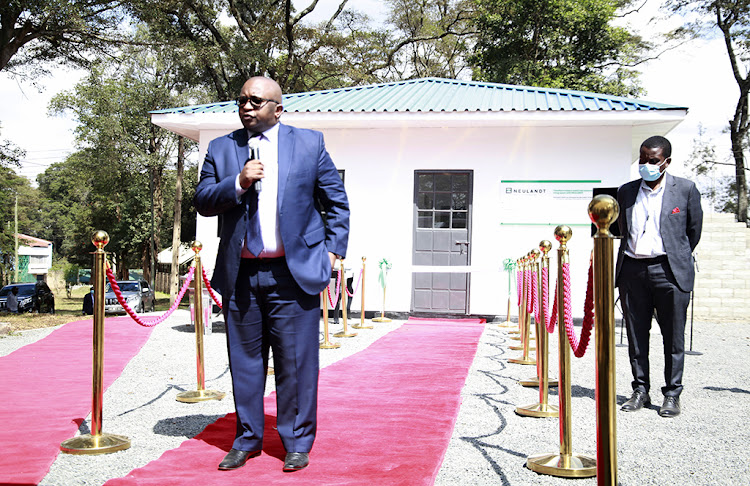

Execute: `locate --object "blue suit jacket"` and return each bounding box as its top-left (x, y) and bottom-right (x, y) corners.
top-left (194, 123), bottom-right (350, 297)
top-left (615, 173), bottom-right (703, 293)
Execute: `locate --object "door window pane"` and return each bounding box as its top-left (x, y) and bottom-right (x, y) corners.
top-left (452, 212), bottom-right (467, 228)
top-left (434, 211), bottom-right (451, 228)
top-left (418, 174), bottom-right (433, 191)
top-left (435, 174), bottom-right (451, 192)
top-left (452, 192), bottom-right (467, 210)
top-left (452, 174), bottom-right (469, 192)
top-left (417, 192), bottom-right (434, 210)
top-left (435, 193), bottom-right (451, 210)
top-left (418, 211), bottom-right (432, 228)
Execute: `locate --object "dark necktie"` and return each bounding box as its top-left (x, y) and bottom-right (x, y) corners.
top-left (245, 133), bottom-right (263, 256)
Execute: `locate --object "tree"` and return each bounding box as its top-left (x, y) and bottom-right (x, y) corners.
top-left (470, 0), bottom-right (650, 97)
top-left (0, 1), bottom-right (126, 77)
top-left (668, 0), bottom-right (750, 223)
top-left (46, 35), bottom-right (198, 278)
top-left (383, 0), bottom-right (476, 79)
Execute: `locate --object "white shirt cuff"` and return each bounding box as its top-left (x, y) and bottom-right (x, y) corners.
top-left (235, 174), bottom-right (248, 202)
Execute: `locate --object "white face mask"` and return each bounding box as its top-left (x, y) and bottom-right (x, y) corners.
top-left (639, 161), bottom-right (665, 181)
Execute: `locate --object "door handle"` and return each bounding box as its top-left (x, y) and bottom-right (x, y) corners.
top-left (455, 240), bottom-right (469, 254)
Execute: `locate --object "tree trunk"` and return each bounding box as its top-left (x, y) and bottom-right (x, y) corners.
top-left (169, 137), bottom-right (185, 305)
top-left (730, 126), bottom-right (748, 223)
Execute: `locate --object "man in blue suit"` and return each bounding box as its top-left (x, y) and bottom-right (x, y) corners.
top-left (195, 76), bottom-right (349, 472)
top-left (616, 135), bottom-right (702, 418)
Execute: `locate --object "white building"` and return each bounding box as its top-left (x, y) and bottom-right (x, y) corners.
top-left (151, 78), bottom-right (687, 319)
top-left (16, 234), bottom-right (53, 280)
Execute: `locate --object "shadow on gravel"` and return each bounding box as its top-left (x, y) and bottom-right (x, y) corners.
top-left (153, 414), bottom-right (225, 438)
top-left (171, 322), bottom-right (226, 333)
top-left (704, 386), bottom-right (750, 395)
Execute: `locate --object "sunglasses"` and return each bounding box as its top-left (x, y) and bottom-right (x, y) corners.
top-left (235, 95), bottom-right (280, 109)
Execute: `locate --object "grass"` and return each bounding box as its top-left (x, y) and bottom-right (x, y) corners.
top-left (0, 286), bottom-right (190, 333)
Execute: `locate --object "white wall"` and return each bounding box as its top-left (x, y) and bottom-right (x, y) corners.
top-left (195, 123), bottom-right (634, 318)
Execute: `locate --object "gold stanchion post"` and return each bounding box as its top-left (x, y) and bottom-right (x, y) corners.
top-left (320, 280), bottom-right (340, 349)
top-left (353, 257), bottom-right (372, 329)
top-left (61, 231), bottom-right (131, 455)
top-left (177, 242), bottom-right (226, 403)
top-left (590, 195), bottom-right (619, 485)
top-left (510, 253), bottom-right (536, 365)
top-left (334, 259), bottom-right (357, 338)
top-left (527, 226), bottom-right (596, 477)
top-left (520, 243), bottom-right (558, 388)
top-left (517, 241), bottom-right (559, 417)
top-left (511, 252), bottom-right (537, 352)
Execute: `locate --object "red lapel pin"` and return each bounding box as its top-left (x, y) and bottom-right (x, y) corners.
top-left (672, 207), bottom-right (680, 214)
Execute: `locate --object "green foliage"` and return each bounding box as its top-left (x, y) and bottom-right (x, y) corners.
top-left (0, 0), bottom-right (126, 77)
top-left (470, 0), bottom-right (648, 96)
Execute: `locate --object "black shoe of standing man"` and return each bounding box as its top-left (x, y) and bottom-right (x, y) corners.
top-left (283, 452), bottom-right (310, 472)
top-left (218, 448), bottom-right (261, 470)
top-left (658, 396), bottom-right (681, 417)
top-left (621, 390), bottom-right (650, 412)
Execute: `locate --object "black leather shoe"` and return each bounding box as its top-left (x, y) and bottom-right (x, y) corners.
top-left (218, 448), bottom-right (260, 470)
top-left (659, 396), bottom-right (681, 417)
top-left (621, 390), bottom-right (651, 411)
top-left (283, 452), bottom-right (310, 472)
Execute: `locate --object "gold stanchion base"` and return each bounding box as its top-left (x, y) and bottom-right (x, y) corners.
top-left (519, 377), bottom-right (558, 387)
top-left (498, 320), bottom-right (515, 328)
top-left (515, 402), bottom-right (559, 418)
top-left (509, 344), bottom-right (536, 351)
top-left (372, 317), bottom-right (391, 322)
top-left (176, 389), bottom-right (226, 403)
top-left (320, 341), bottom-right (341, 349)
top-left (333, 331), bottom-right (357, 338)
top-left (508, 356), bottom-right (536, 365)
top-left (526, 452), bottom-right (596, 478)
top-left (352, 323), bottom-right (373, 329)
top-left (510, 334), bottom-right (522, 340)
top-left (267, 367), bottom-right (275, 375)
top-left (60, 433), bottom-right (131, 455)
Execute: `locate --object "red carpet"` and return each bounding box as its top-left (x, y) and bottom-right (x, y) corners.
top-left (107, 318), bottom-right (484, 485)
top-left (0, 317), bottom-right (155, 486)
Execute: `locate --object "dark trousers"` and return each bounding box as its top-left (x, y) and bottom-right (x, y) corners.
top-left (619, 256), bottom-right (690, 397)
top-left (225, 258), bottom-right (320, 453)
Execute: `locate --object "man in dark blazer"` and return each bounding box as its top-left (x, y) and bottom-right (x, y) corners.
top-left (195, 76), bottom-right (349, 472)
top-left (616, 135), bottom-right (702, 418)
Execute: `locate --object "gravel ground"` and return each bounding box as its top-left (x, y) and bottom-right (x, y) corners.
top-left (2, 312), bottom-right (748, 485)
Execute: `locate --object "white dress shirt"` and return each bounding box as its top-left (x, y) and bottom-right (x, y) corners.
top-left (626, 179), bottom-right (666, 258)
top-left (235, 123), bottom-right (285, 258)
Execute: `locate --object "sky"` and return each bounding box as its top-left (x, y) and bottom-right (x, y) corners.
top-left (0, 0), bottom-right (741, 185)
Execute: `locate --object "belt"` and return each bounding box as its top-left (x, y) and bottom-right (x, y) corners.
top-left (625, 255), bottom-right (667, 265)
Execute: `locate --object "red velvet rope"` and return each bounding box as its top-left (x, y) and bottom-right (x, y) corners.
top-left (517, 269), bottom-right (522, 305)
top-left (532, 269), bottom-right (539, 322)
top-left (345, 268), bottom-right (364, 297)
top-left (202, 267), bottom-right (223, 310)
top-left (547, 277), bottom-right (558, 333)
top-left (326, 268), bottom-right (343, 307)
top-left (561, 262), bottom-right (595, 358)
top-left (105, 264), bottom-right (195, 327)
top-left (525, 268), bottom-right (533, 314)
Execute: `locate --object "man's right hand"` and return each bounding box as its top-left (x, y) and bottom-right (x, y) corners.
top-left (240, 159), bottom-right (264, 189)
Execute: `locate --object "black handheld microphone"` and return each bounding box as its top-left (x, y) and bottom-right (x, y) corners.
top-left (248, 137), bottom-right (262, 192)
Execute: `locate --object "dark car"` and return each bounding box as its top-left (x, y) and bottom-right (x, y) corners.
top-left (104, 280), bottom-right (155, 314)
top-left (0, 283), bottom-right (55, 313)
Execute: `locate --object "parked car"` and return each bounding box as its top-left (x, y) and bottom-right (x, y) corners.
top-left (0, 282), bottom-right (55, 313)
top-left (0, 283), bottom-right (36, 313)
top-left (104, 280), bottom-right (155, 314)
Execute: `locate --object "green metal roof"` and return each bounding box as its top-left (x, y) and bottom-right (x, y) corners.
top-left (151, 77), bottom-right (686, 115)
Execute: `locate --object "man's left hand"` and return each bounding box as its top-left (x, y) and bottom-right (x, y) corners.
top-left (329, 252), bottom-right (338, 269)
